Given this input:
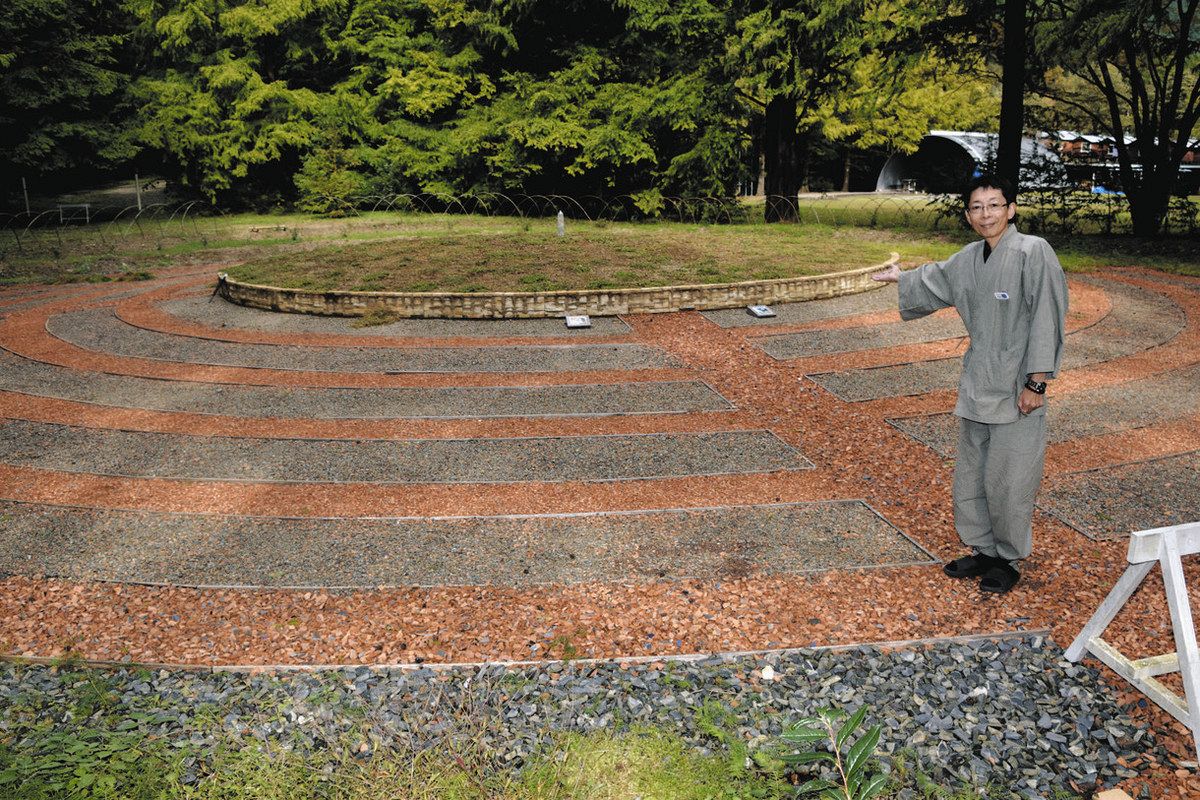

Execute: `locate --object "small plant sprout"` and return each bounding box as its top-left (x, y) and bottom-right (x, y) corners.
top-left (780, 705), bottom-right (888, 800)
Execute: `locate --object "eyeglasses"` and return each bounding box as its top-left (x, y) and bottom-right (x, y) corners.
top-left (967, 202), bottom-right (1010, 215)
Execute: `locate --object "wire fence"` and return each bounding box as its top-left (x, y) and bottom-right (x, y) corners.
top-left (0, 200), bottom-right (220, 262)
top-left (2, 191), bottom-right (1196, 263)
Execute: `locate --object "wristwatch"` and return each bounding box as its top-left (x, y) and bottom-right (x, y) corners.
top-left (1024, 378), bottom-right (1047, 394)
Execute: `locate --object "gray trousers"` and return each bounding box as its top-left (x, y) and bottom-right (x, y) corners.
top-left (953, 413), bottom-right (1047, 563)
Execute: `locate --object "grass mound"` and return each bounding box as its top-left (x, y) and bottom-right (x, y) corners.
top-left (225, 222), bottom-right (931, 293)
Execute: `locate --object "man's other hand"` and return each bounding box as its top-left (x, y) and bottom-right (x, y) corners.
top-left (871, 262), bottom-right (901, 283)
top-left (1018, 388), bottom-right (1045, 415)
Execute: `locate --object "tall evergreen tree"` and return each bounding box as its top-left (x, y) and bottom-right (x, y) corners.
top-left (125, 0), bottom-right (349, 203)
top-left (1037, 0), bottom-right (1199, 235)
top-left (0, 0), bottom-right (135, 200)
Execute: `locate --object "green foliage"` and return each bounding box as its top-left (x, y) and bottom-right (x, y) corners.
top-left (350, 306), bottom-right (404, 327)
top-left (1032, 0), bottom-right (1200, 235)
top-left (814, 52), bottom-right (1000, 155)
top-left (780, 706), bottom-right (888, 800)
top-left (731, 0), bottom-right (874, 112)
top-left (518, 726), bottom-right (792, 800)
top-left (0, 0), bottom-right (136, 186)
top-left (6, 0), bottom-right (1189, 243)
top-left (0, 727), bottom-right (178, 799)
top-left (294, 145), bottom-right (371, 214)
top-left (173, 743), bottom-right (335, 800)
top-left (0, 719), bottom-right (794, 800)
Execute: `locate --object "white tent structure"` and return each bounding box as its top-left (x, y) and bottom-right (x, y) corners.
top-left (875, 130), bottom-right (1062, 193)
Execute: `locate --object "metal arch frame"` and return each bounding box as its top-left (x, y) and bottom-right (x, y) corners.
top-left (137, 202), bottom-right (173, 245)
top-left (105, 204), bottom-right (145, 239)
top-left (0, 212), bottom-right (30, 254)
top-left (1, 191), bottom-right (1180, 260)
top-left (1066, 521), bottom-right (1200, 758)
top-left (22, 209), bottom-right (65, 251)
top-left (545, 194), bottom-right (592, 221)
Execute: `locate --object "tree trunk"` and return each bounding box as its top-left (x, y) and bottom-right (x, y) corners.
top-left (841, 150), bottom-right (853, 192)
top-left (763, 95), bottom-right (800, 222)
top-left (1129, 165), bottom-right (1172, 237)
top-left (997, 0), bottom-right (1026, 195)
top-left (799, 140), bottom-right (811, 194)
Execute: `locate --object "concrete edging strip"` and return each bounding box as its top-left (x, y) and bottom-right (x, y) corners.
top-left (0, 627), bottom-right (1049, 674)
top-left (217, 253), bottom-right (900, 320)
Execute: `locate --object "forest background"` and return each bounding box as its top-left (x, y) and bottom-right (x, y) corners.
top-left (1, 0), bottom-right (1196, 234)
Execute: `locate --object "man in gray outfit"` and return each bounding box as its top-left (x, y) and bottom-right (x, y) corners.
top-left (872, 174), bottom-right (1068, 593)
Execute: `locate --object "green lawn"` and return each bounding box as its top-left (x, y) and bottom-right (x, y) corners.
top-left (2, 208), bottom-right (1195, 289)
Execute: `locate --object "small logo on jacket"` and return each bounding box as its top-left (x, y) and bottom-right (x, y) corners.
top-left (994, 291), bottom-right (1010, 300)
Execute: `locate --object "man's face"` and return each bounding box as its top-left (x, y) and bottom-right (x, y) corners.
top-left (964, 187), bottom-right (1016, 241)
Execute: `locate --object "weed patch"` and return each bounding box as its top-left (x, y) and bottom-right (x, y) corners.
top-left (349, 306), bottom-right (403, 328)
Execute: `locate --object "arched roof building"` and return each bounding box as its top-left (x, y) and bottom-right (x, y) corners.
top-left (875, 131), bottom-right (1062, 192)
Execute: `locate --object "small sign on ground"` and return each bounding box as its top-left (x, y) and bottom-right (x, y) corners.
top-left (565, 315), bottom-right (592, 328)
top-left (747, 305), bottom-right (776, 318)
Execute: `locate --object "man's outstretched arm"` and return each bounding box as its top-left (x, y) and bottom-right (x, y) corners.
top-left (873, 257), bottom-right (957, 320)
top-left (871, 262), bottom-right (901, 283)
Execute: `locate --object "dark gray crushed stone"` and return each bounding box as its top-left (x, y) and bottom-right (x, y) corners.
top-left (0, 636), bottom-right (1160, 797)
top-left (0, 499), bottom-right (930, 587)
top-left (47, 308), bottom-right (678, 373)
top-left (0, 421), bottom-right (813, 483)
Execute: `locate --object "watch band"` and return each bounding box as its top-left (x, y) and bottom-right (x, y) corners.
top-left (1024, 378), bottom-right (1047, 394)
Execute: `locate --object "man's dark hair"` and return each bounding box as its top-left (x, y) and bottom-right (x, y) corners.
top-left (963, 174), bottom-right (1016, 207)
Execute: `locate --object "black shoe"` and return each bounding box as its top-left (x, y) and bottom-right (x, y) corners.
top-left (980, 563), bottom-right (1020, 594)
top-left (943, 553), bottom-right (1002, 579)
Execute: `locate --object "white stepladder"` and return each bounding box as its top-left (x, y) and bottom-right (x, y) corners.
top-left (1066, 521), bottom-right (1200, 757)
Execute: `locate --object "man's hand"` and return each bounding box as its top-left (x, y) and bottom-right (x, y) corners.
top-left (1017, 388), bottom-right (1045, 415)
top-left (871, 262), bottom-right (901, 283)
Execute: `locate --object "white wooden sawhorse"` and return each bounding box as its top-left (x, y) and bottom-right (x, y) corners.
top-left (1066, 521), bottom-right (1200, 757)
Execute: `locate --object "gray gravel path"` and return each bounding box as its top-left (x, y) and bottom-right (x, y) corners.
top-left (809, 280), bottom-right (1184, 401)
top-left (0, 500), bottom-right (929, 587)
top-left (0, 288), bottom-right (48, 304)
top-left (0, 421), bottom-right (812, 483)
top-left (46, 309), bottom-right (678, 373)
top-left (0, 635), bottom-right (1159, 796)
top-left (1117, 271), bottom-right (1200, 293)
top-left (0, 296), bottom-right (57, 317)
top-left (164, 294), bottom-right (633, 337)
top-left (758, 314), bottom-right (966, 360)
top-left (888, 363), bottom-right (1200, 455)
top-left (0, 351), bottom-right (728, 418)
top-left (812, 359), bottom-right (962, 402)
top-left (1038, 451), bottom-right (1200, 540)
top-left (702, 285), bottom-right (898, 328)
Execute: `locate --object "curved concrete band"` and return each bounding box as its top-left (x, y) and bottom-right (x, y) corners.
top-left (217, 253), bottom-right (901, 319)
